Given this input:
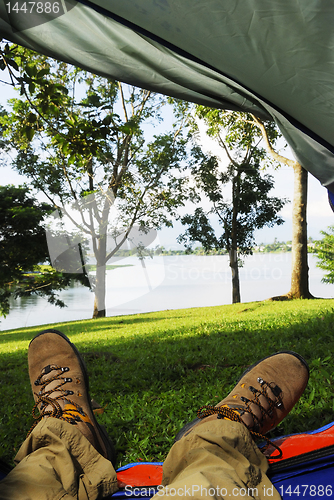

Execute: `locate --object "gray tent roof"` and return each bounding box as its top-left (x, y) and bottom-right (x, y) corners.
top-left (1, 0), bottom-right (334, 191)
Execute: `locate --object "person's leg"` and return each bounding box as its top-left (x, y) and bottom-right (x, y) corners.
top-left (155, 352), bottom-right (309, 500)
top-left (0, 329), bottom-right (118, 500)
top-left (0, 418), bottom-right (117, 500)
top-left (159, 419), bottom-right (275, 500)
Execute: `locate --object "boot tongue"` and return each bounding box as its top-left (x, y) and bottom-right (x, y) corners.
top-left (37, 367), bottom-right (72, 414)
top-left (219, 404), bottom-right (254, 428)
top-left (37, 367), bottom-right (90, 421)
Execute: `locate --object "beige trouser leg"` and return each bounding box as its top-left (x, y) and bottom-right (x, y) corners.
top-left (1, 417), bottom-right (280, 500)
top-left (0, 418), bottom-right (118, 500)
top-left (154, 419), bottom-right (280, 500)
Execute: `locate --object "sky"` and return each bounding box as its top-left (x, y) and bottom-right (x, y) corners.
top-left (1, 79), bottom-right (333, 249)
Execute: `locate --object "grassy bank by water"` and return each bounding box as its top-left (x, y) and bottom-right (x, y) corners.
top-left (1, 298), bottom-right (334, 467)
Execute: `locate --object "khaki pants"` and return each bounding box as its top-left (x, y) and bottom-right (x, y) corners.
top-left (0, 418), bottom-right (280, 500)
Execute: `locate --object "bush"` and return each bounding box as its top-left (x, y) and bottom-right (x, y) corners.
top-left (314, 226), bottom-right (334, 284)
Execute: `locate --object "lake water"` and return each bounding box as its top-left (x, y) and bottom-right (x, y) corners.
top-left (1, 253), bottom-right (333, 331)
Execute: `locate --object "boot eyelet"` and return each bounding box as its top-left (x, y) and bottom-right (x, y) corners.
top-left (272, 385), bottom-right (282, 396)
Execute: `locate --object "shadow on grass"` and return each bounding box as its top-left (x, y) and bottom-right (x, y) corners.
top-left (0, 309), bottom-right (203, 345)
top-left (1, 301), bottom-right (334, 466)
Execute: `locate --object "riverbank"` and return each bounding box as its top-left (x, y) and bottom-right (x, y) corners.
top-left (1, 253), bottom-right (333, 331)
top-left (1, 298), bottom-right (334, 467)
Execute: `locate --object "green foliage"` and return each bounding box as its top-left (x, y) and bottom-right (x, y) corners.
top-left (314, 226), bottom-right (334, 284)
top-left (0, 42), bottom-right (19, 73)
top-left (0, 185), bottom-right (90, 316)
top-left (1, 299), bottom-right (334, 467)
top-left (180, 109), bottom-right (286, 250)
top-left (0, 184), bottom-right (50, 315)
top-left (180, 154), bottom-right (286, 254)
top-left (259, 238), bottom-right (292, 253)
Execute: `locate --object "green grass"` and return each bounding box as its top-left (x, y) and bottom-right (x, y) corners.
top-left (1, 298), bottom-right (334, 468)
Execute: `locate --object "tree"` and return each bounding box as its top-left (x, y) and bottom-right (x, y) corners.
top-left (1, 47), bottom-right (194, 318)
top-left (250, 115), bottom-right (312, 299)
top-left (178, 111), bottom-right (286, 303)
top-left (313, 226), bottom-right (334, 284)
top-left (0, 185), bottom-right (89, 317)
top-left (185, 103), bottom-right (312, 300)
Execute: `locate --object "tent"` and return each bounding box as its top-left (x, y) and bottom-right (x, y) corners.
top-left (1, 0), bottom-right (334, 193)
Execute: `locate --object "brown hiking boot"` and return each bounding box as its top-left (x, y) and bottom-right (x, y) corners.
top-left (28, 329), bottom-right (116, 464)
top-left (175, 351), bottom-right (309, 447)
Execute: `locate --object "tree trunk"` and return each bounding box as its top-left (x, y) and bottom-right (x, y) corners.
top-left (92, 233), bottom-right (107, 319)
top-left (229, 248), bottom-right (241, 303)
top-left (93, 262), bottom-right (107, 318)
top-left (250, 116), bottom-right (313, 301)
top-left (230, 173), bottom-right (241, 303)
top-left (288, 163), bottom-right (313, 298)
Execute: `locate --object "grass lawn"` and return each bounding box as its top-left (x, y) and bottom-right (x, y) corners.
top-left (1, 298), bottom-right (334, 468)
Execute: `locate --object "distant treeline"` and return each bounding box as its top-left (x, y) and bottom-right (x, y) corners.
top-left (155, 238), bottom-right (316, 256)
top-left (95, 238), bottom-right (316, 258)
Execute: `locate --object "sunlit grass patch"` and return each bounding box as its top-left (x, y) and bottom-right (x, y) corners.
top-left (1, 298), bottom-right (334, 467)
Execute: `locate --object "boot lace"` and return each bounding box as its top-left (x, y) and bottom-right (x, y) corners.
top-left (28, 364), bottom-right (87, 436)
top-left (197, 377), bottom-right (283, 459)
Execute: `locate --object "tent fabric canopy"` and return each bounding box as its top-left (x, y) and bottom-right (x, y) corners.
top-left (1, 0), bottom-right (334, 191)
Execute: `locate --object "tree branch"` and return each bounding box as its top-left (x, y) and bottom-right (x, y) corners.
top-left (217, 134), bottom-right (239, 167)
top-left (118, 82), bottom-right (129, 122)
top-left (250, 114), bottom-right (298, 167)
